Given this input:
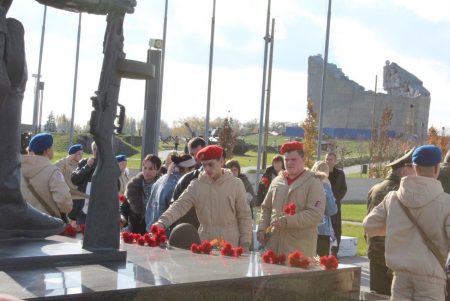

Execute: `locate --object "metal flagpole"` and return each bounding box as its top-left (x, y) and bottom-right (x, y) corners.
top-left (69, 13), bottom-right (82, 147)
top-left (204, 0), bottom-right (216, 143)
top-left (316, 0), bottom-right (332, 161)
top-left (159, 0), bottom-right (168, 122)
top-left (32, 5), bottom-right (47, 135)
top-left (256, 0), bottom-right (271, 189)
top-left (262, 18), bottom-right (275, 170)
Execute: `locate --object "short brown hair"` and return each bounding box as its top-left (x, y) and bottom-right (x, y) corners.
top-left (225, 159), bottom-right (241, 174)
top-left (188, 137), bottom-right (206, 150)
top-left (143, 154), bottom-right (162, 170)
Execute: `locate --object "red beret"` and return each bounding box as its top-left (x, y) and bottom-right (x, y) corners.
top-left (196, 145), bottom-right (223, 161)
top-left (280, 141), bottom-right (304, 155)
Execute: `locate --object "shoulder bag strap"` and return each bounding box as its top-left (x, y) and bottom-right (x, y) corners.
top-left (24, 173), bottom-right (60, 218)
top-left (398, 199), bottom-right (446, 271)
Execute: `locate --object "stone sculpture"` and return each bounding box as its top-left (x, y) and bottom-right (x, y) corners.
top-left (0, 0), bottom-right (136, 239)
top-left (383, 60), bottom-right (430, 98)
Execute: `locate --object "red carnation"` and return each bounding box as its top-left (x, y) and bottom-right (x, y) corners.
top-left (320, 255), bottom-right (339, 270)
top-left (200, 241), bottom-right (213, 254)
top-left (288, 250), bottom-right (311, 268)
top-left (122, 232), bottom-right (134, 243)
top-left (63, 224), bottom-right (77, 237)
top-left (132, 233), bottom-right (141, 242)
top-left (190, 243), bottom-right (201, 254)
top-left (277, 253), bottom-right (286, 265)
top-left (157, 228), bottom-right (166, 236)
top-left (261, 176), bottom-right (270, 188)
top-left (137, 237), bottom-right (146, 246)
top-left (118, 194), bottom-right (127, 203)
top-left (283, 203), bottom-right (296, 215)
top-left (147, 237), bottom-right (157, 247)
top-left (262, 249), bottom-right (284, 264)
top-left (158, 235), bottom-right (168, 245)
top-left (79, 224), bottom-right (85, 234)
top-left (150, 224), bottom-right (159, 235)
top-left (262, 253), bottom-right (271, 263)
top-left (234, 246), bottom-right (244, 257)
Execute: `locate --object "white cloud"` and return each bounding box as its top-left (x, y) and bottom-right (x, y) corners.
top-left (393, 0), bottom-right (450, 23)
top-left (8, 0), bottom-right (450, 133)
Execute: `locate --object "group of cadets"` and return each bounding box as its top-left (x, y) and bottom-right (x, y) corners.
top-left (21, 133), bottom-right (349, 259)
top-left (27, 132), bottom-right (450, 300)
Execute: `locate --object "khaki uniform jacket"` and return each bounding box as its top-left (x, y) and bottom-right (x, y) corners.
top-left (258, 170), bottom-right (326, 257)
top-left (438, 163), bottom-right (450, 194)
top-left (54, 156), bottom-right (89, 200)
top-left (158, 169), bottom-right (253, 249)
top-left (21, 155), bottom-right (72, 217)
top-left (366, 173), bottom-right (400, 262)
top-left (363, 176), bottom-right (450, 284)
top-left (118, 172), bottom-right (131, 195)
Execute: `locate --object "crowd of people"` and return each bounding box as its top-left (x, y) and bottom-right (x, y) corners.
top-left (18, 131), bottom-right (450, 300)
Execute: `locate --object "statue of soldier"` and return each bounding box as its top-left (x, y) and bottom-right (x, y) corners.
top-left (0, 0), bottom-right (135, 239)
top-left (365, 147), bottom-right (415, 295)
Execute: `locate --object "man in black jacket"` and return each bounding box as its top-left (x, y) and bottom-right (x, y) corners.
top-left (325, 152), bottom-right (347, 257)
top-left (70, 141), bottom-right (97, 225)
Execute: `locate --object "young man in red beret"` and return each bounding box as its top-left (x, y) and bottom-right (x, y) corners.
top-left (153, 145), bottom-right (253, 250)
top-left (257, 141), bottom-right (325, 257)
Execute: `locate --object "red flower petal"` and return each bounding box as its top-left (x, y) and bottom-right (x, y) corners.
top-left (150, 225), bottom-right (159, 235)
top-left (118, 194), bottom-right (127, 203)
top-left (63, 224), bottom-right (77, 237)
top-left (147, 237), bottom-right (157, 247)
top-left (137, 237), bottom-right (146, 246)
top-left (191, 244), bottom-right (200, 253)
top-left (262, 253), bottom-right (271, 263)
top-left (234, 246), bottom-right (244, 257)
top-left (277, 253), bottom-right (286, 265)
top-left (201, 241), bottom-right (213, 254)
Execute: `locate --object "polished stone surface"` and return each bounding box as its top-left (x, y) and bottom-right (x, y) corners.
top-left (0, 236), bottom-right (126, 269)
top-left (0, 236), bottom-right (361, 300)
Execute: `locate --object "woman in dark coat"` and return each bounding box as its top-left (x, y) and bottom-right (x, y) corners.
top-left (120, 154), bottom-right (161, 234)
top-left (225, 160), bottom-right (256, 209)
top-left (255, 155), bottom-right (285, 206)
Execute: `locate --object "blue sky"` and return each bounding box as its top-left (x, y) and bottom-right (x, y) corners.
top-left (8, 0), bottom-right (450, 131)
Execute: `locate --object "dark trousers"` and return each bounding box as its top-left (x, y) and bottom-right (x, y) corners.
top-left (369, 260), bottom-right (392, 296)
top-left (316, 235), bottom-right (331, 256)
top-left (330, 210), bottom-right (342, 257)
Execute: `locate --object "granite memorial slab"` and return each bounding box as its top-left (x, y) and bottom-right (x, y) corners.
top-left (0, 236), bottom-right (361, 301)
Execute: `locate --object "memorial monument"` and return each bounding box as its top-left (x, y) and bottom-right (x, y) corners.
top-left (0, 0), bottom-right (157, 252)
top-left (308, 55), bottom-right (431, 140)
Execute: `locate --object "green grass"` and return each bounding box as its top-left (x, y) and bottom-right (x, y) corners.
top-left (233, 151), bottom-right (260, 168)
top-left (342, 224), bottom-right (366, 256)
top-left (346, 172), bottom-right (369, 179)
top-left (341, 204), bottom-right (366, 222)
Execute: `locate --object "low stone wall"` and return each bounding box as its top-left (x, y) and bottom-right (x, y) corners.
top-left (343, 178), bottom-right (381, 203)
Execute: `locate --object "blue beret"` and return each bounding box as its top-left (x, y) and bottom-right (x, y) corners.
top-left (68, 144), bottom-right (83, 155)
top-left (412, 145), bottom-right (442, 167)
top-left (116, 154), bottom-right (127, 162)
top-left (28, 133), bottom-right (53, 153)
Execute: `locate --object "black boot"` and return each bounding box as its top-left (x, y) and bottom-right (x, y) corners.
top-left (0, 14), bottom-right (63, 239)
